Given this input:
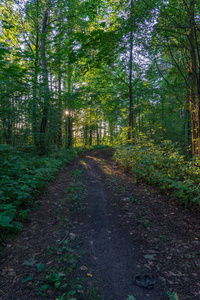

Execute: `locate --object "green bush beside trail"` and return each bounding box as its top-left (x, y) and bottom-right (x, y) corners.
top-left (114, 137), bottom-right (200, 207)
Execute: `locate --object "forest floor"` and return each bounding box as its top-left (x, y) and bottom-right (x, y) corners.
top-left (0, 148), bottom-right (200, 300)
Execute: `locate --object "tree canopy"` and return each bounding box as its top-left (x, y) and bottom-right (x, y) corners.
top-left (0, 0), bottom-right (199, 155)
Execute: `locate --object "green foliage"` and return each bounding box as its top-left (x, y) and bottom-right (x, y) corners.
top-left (21, 276), bottom-right (34, 283)
top-left (0, 204), bottom-right (16, 228)
top-left (114, 135), bottom-right (200, 207)
top-left (0, 146), bottom-right (77, 237)
top-left (166, 291), bottom-right (179, 300)
top-left (126, 296), bottom-right (136, 300)
top-left (36, 263), bottom-right (45, 272)
top-left (26, 240), bottom-right (83, 298)
top-left (25, 238), bottom-right (101, 299)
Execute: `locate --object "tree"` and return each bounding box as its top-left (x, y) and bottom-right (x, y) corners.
top-left (149, 0), bottom-right (200, 155)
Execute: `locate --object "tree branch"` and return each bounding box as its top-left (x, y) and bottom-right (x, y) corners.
top-left (166, 37), bottom-right (190, 89)
top-left (110, 65), bottom-right (129, 87)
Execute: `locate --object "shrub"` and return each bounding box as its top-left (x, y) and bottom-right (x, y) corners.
top-left (114, 136), bottom-right (200, 207)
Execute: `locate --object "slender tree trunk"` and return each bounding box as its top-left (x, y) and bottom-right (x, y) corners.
top-left (67, 115), bottom-right (72, 148)
top-left (65, 54), bottom-right (73, 148)
top-left (109, 121), bottom-right (114, 144)
top-left (57, 5), bottom-right (63, 147)
top-left (67, 63), bottom-right (73, 148)
top-left (65, 13), bottom-right (74, 148)
top-left (39, 9), bottom-right (50, 154)
top-left (58, 62), bottom-right (62, 146)
top-left (99, 120), bottom-right (102, 144)
top-left (103, 122), bottom-right (107, 142)
top-left (96, 123), bottom-right (99, 145)
top-left (6, 97), bottom-right (12, 145)
top-left (32, 22), bottom-right (39, 148)
top-left (84, 122), bottom-right (88, 146)
top-left (89, 122), bottom-right (92, 146)
top-left (89, 129), bottom-right (92, 146)
top-left (7, 117), bottom-right (12, 145)
top-left (128, 0), bottom-right (134, 142)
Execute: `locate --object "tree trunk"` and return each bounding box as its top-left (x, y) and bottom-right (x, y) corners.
top-left (67, 69), bottom-right (73, 148)
top-left (58, 63), bottom-right (62, 147)
top-left (89, 122), bottom-right (92, 146)
top-left (128, 0), bottom-right (134, 142)
top-left (96, 123), bottom-right (99, 145)
top-left (109, 121), bottom-right (114, 144)
top-left (84, 123), bottom-right (89, 146)
top-left (39, 9), bottom-right (50, 154)
top-left (57, 5), bottom-right (63, 147)
top-left (67, 115), bottom-right (72, 148)
top-left (188, 29), bottom-right (200, 155)
top-left (32, 18), bottom-right (39, 148)
top-left (7, 118), bottom-right (12, 145)
top-left (183, 0), bottom-right (200, 156)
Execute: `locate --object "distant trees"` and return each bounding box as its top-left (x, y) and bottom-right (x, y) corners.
top-left (0, 0), bottom-right (200, 155)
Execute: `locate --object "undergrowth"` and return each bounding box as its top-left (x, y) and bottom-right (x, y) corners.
top-left (114, 134), bottom-right (200, 207)
top-left (23, 238), bottom-right (101, 300)
top-left (0, 145), bottom-right (78, 239)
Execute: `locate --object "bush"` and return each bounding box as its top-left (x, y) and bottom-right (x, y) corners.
top-left (114, 135), bottom-right (200, 207)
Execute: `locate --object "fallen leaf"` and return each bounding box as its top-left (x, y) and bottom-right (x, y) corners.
top-left (144, 254), bottom-right (156, 260)
top-left (80, 266), bottom-right (88, 271)
top-left (69, 233), bottom-right (76, 239)
top-left (134, 274), bottom-right (156, 289)
top-left (22, 258), bottom-right (37, 266)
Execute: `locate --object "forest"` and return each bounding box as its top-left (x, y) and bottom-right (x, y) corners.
top-left (1, 0), bottom-right (200, 228)
top-left (1, 0), bottom-right (200, 299)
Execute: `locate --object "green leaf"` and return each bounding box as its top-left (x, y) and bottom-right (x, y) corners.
top-left (40, 284), bottom-right (50, 291)
top-left (49, 273), bottom-right (61, 282)
top-left (21, 276), bottom-right (34, 283)
top-left (12, 221), bottom-right (23, 231)
top-left (0, 215), bottom-right (13, 228)
top-left (166, 292), bottom-right (179, 300)
top-left (36, 263), bottom-right (45, 272)
top-left (127, 296), bottom-right (136, 300)
top-left (68, 290), bottom-right (76, 296)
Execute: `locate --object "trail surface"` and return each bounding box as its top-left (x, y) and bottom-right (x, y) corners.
top-left (1, 148), bottom-right (200, 300)
top-left (73, 153), bottom-right (165, 299)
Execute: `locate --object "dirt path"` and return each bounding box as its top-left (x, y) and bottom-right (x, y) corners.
top-left (1, 148), bottom-right (200, 299)
top-left (73, 155), bottom-right (166, 299)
